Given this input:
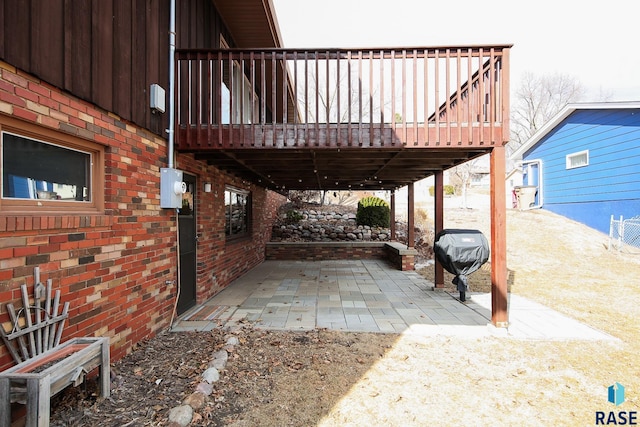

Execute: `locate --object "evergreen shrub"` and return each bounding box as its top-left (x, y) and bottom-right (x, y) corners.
top-left (356, 196), bottom-right (390, 228)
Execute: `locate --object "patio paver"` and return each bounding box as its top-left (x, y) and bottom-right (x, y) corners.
top-left (172, 260), bottom-right (617, 341)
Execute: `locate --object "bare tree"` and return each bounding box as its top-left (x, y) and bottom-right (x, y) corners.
top-left (288, 190), bottom-right (323, 207)
top-left (508, 72), bottom-right (586, 157)
top-left (334, 190), bottom-right (353, 205)
top-left (293, 60), bottom-right (386, 123)
top-left (450, 157), bottom-right (484, 209)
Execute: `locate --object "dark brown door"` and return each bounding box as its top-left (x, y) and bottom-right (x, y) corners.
top-left (177, 173), bottom-right (197, 315)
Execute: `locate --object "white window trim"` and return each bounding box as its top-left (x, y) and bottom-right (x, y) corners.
top-left (566, 150), bottom-right (589, 170)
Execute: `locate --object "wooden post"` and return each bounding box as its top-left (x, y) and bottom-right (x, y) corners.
top-left (100, 339), bottom-right (111, 397)
top-left (28, 375), bottom-right (51, 427)
top-left (0, 376), bottom-right (9, 427)
top-left (407, 182), bottom-right (415, 248)
top-left (490, 145), bottom-right (508, 327)
top-left (390, 190), bottom-right (396, 241)
top-left (434, 171), bottom-right (444, 288)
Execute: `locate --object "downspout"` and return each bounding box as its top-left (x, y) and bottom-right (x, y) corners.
top-left (168, 0), bottom-right (180, 330)
top-left (167, 0), bottom-right (176, 168)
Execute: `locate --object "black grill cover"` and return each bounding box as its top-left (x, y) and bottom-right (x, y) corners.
top-left (434, 229), bottom-right (490, 292)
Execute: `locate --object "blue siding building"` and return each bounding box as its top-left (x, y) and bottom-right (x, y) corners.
top-left (511, 102), bottom-right (640, 235)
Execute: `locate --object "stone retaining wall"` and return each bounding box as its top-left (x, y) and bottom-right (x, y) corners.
top-left (271, 209), bottom-right (390, 242)
top-left (268, 208), bottom-right (419, 270)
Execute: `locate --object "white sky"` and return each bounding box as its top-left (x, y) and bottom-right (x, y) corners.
top-left (271, 0), bottom-right (640, 101)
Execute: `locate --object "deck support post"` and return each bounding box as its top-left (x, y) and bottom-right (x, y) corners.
top-left (490, 146), bottom-right (509, 327)
top-left (390, 190), bottom-right (396, 241)
top-left (407, 183), bottom-right (414, 249)
top-left (434, 170), bottom-right (444, 288)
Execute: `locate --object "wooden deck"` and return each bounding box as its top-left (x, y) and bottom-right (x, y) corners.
top-left (173, 45), bottom-right (510, 191)
top-left (173, 44), bottom-right (511, 326)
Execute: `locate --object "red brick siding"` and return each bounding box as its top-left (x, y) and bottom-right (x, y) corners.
top-left (384, 249), bottom-right (416, 271)
top-left (266, 242), bottom-right (416, 271)
top-left (266, 243), bottom-right (387, 261)
top-left (176, 155), bottom-right (285, 301)
top-left (0, 62), bottom-right (285, 372)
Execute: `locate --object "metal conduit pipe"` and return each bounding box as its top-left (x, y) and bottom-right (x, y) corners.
top-left (168, 0), bottom-right (180, 330)
top-left (167, 0), bottom-right (176, 168)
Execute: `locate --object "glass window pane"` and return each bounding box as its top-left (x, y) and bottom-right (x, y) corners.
top-left (224, 187), bottom-right (250, 238)
top-left (566, 150), bottom-right (589, 170)
top-left (225, 190), bottom-right (232, 236)
top-left (2, 132), bottom-right (91, 201)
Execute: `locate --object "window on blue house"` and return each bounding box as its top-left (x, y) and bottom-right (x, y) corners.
top-left (224, 186), bottom-right (251, 239)
top-left (0, 116), bottom-right (104, 213)
top-left (566, 150), bottom-right (589, 169)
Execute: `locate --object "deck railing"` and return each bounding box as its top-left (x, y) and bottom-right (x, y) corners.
top-left (175, 45), bottom-right (510, 149)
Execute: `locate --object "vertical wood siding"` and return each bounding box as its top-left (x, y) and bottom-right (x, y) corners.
top-left (176, 0), bottom-right (229, 49)
top-left (524, 108), bottom-right (640, 232)
top-left (0, 0), bottom-right (228, 137)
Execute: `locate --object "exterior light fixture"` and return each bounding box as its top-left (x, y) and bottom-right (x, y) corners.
top-left (203, 182), bottom-right (212, 193)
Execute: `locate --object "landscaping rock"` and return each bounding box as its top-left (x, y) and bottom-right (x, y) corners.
top-left (168, 405), bottom-right (193, 426)
top-left (196, 382), bottom-right (214, 396)
top-left (183, 392), bottom-right (206, 409)
top-left (271, 207), bottom-right (391, 243)
top-left (209, 350), bottom-right (228, 370)
top-left (202, 367), bottom-right (220, 383)
top-left (271, 203), bottom-right (433, 262)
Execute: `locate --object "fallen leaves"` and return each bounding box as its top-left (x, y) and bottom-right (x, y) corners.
top-left (49, 327), bottom-right (399, 426)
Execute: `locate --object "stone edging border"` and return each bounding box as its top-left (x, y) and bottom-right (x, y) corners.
top-left (166, 334), bottom-right (239, 426)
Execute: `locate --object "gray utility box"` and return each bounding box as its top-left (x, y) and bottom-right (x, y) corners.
top-left (160, 168), bottom-right (185, 208)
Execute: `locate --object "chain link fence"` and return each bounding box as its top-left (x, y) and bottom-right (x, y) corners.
top-left (609, 215), bottom-right (640, 253)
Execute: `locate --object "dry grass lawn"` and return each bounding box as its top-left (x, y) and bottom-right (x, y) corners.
top-left (303, 206), bottom-right (640, 426)
top-left (48, 196), bottom-right (640, 426)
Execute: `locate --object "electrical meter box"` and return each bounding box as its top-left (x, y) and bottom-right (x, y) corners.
top-left (160, 168), bottom-right (186, 208)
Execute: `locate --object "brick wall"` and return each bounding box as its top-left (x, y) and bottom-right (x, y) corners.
top-left (266, 242), bottom-right (388, 262)
top-left (265, 241), bottom-right (417, 271)
top-left (0, 62), bottom-right (285, 372)
top-left (176, 155), bottom-right (285, 301)
top-left (384, 246), bottom-right (417, 271)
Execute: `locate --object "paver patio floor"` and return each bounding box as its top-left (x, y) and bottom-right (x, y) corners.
top-left (172, 260), bottom-right (615, 341)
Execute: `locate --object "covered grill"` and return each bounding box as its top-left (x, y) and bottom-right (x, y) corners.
top-left (434, 229), bottom-right (490, 301)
